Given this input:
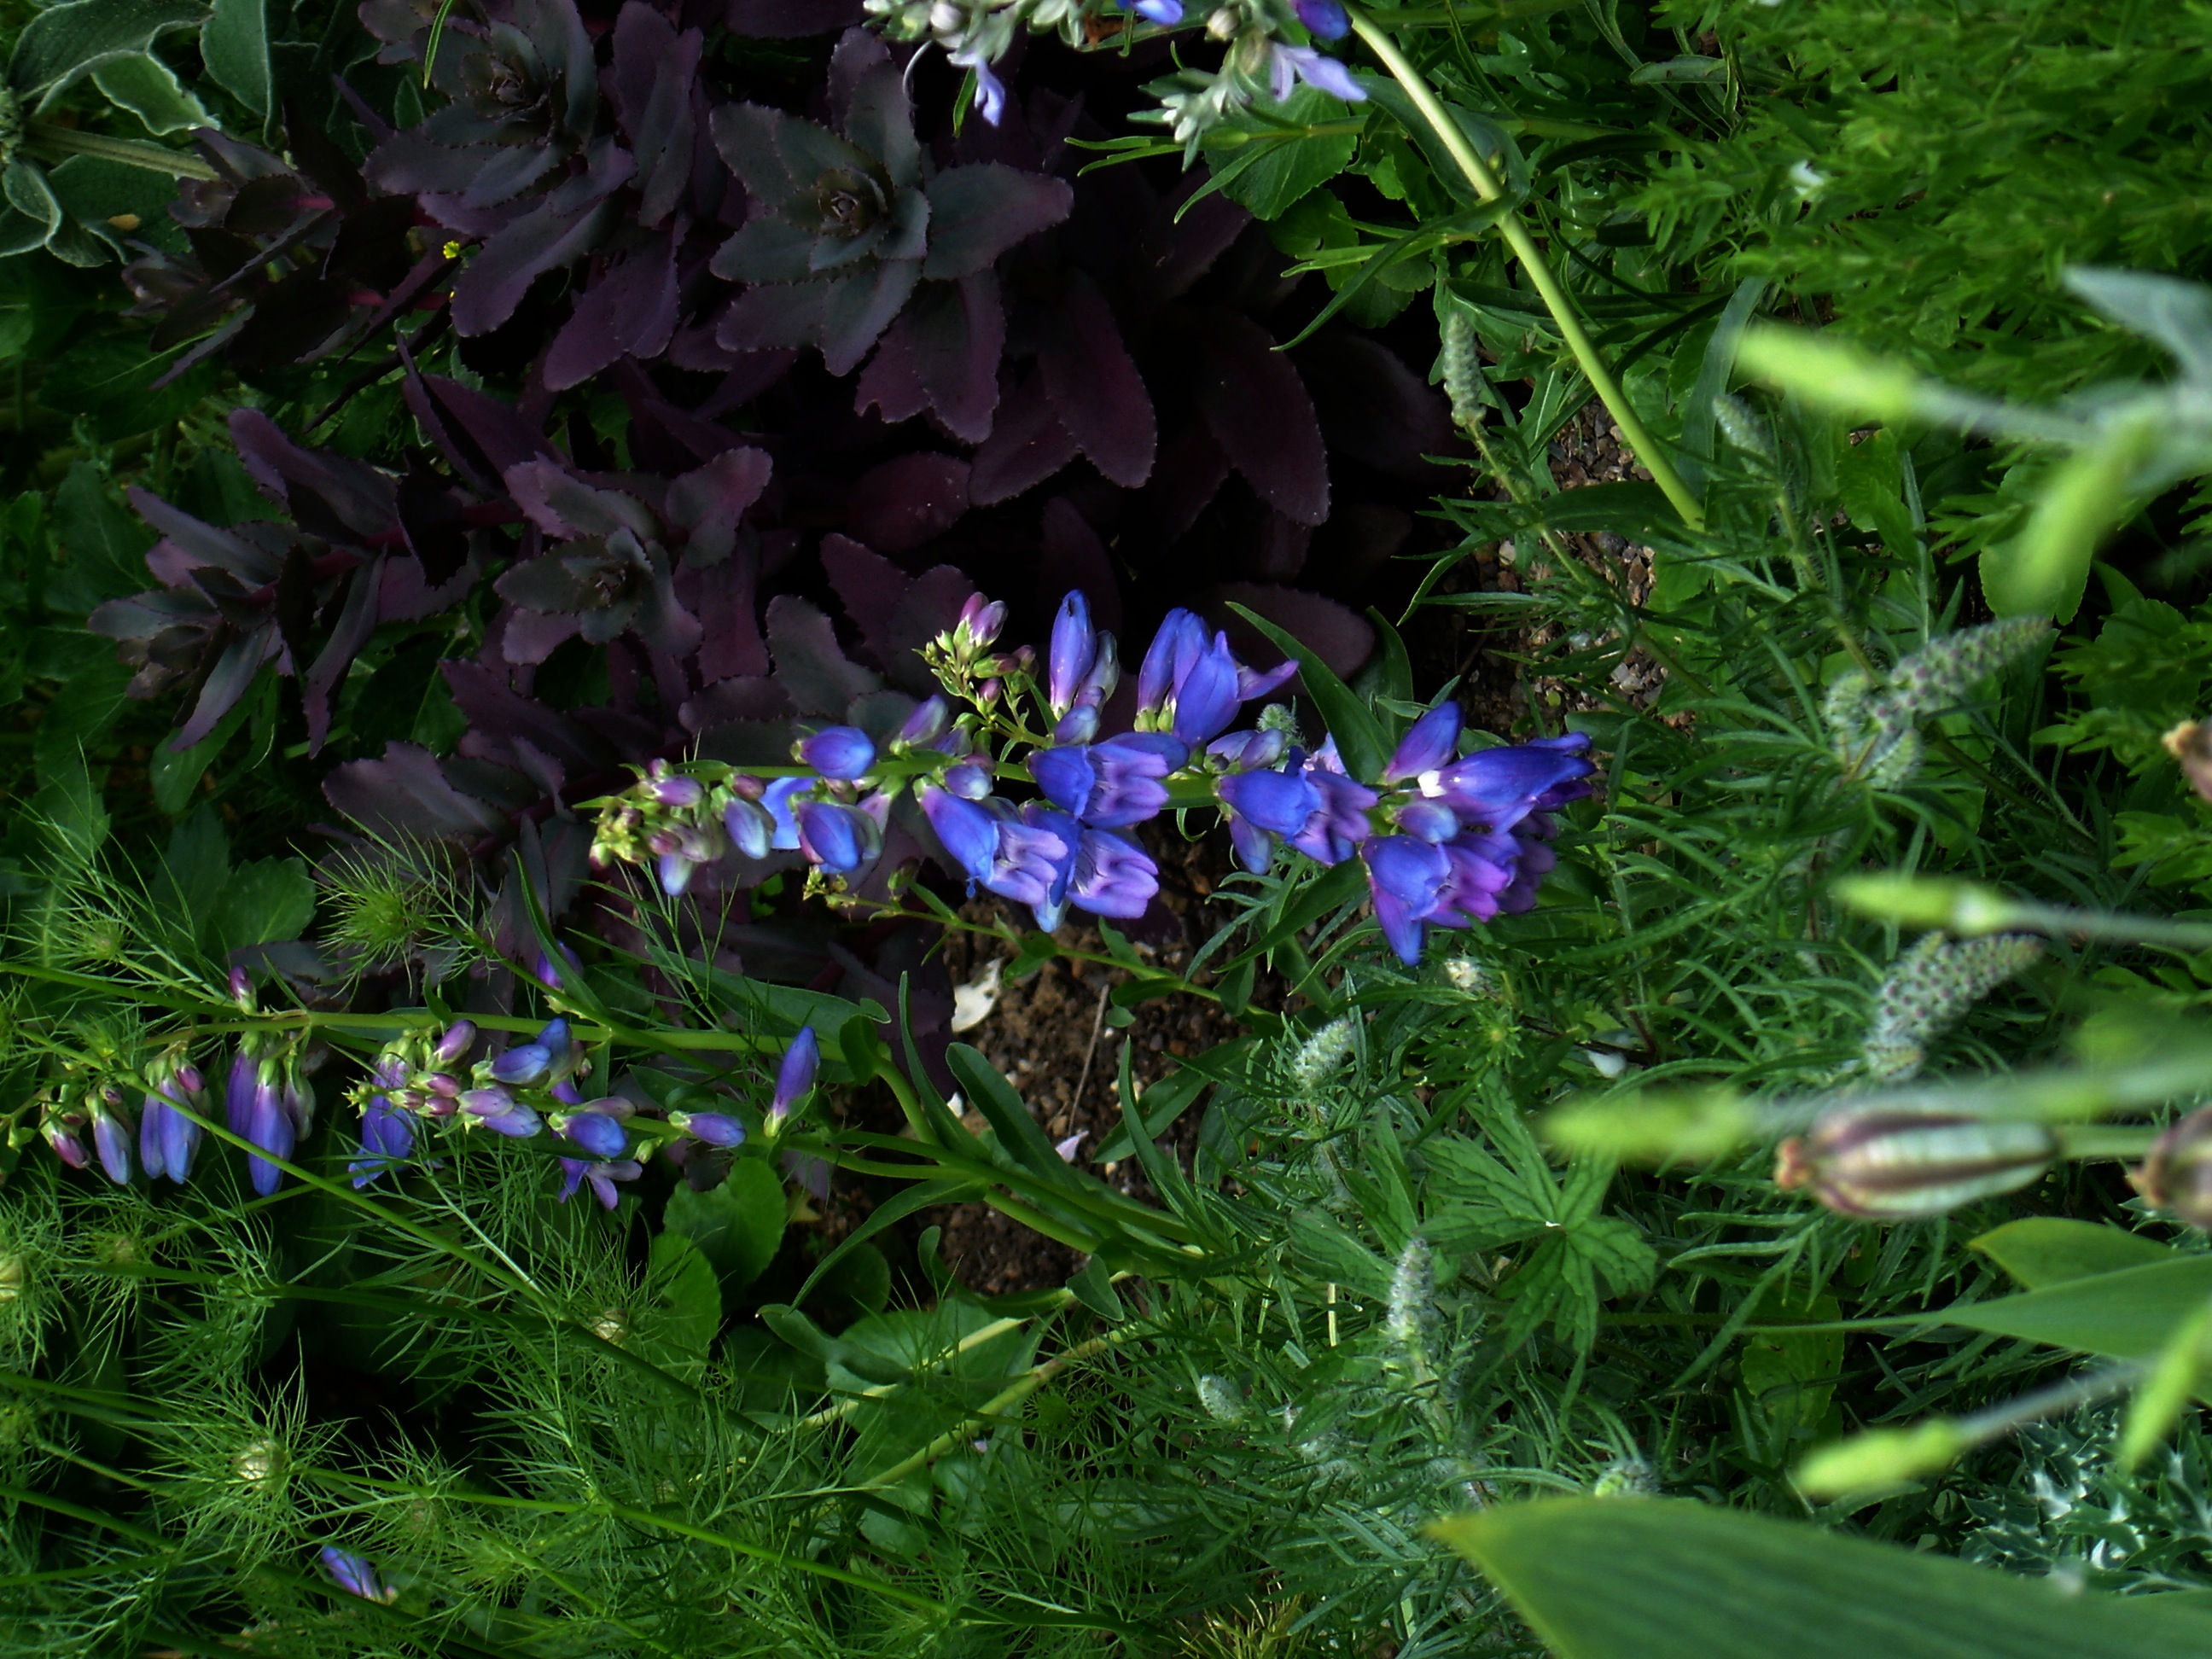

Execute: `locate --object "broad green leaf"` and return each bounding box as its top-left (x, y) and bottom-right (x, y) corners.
top-left (1066, 1256), bottom-right (1124, 1321)
top-left (1204, 89), bottom-right (1358, 219)
top-left (641, 1231), bottom-right (721, 1371)
top-left (151, 694), bottom-right (253, 816)
top-left (27, 757), bottom-right (111, 868)
top-left (9, 0), bottom-right (203, 104)
top-left (1970, 1217), bottom-right (2174, 1289)
top-left (1436, 1497), bottom-right (2212, 1659)
top-left (1934, 1255), bottom-right (2212, 1360)
top-left (51, 461), bottom-right (154, 602)
top-left (209, 857), bottom-right (315, 955)
top-left (665, 1159), bottom-right (786, 1292)
top-left (91, 53), bottom-right (215, 136)
top-left (201, 0), bottom-right (271, 118)
top-left (40, 334), bottom-right (217, 442)
top-left (946, 1043), bottom-right (1086, 1191)
top-left (160, 808), bottom-right (232, 927)
top-left (32, 650), bottom-right (131, 788)
top-left (1227, 602), bottom-right (1389, 783)
top-left (1740, 1289), bottom-right (1842, 1439)
top-left (46, 156), bottom-right (181, 256)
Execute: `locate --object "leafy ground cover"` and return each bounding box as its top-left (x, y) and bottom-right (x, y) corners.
top-left (8, 1), bottom-right (2212, 1654)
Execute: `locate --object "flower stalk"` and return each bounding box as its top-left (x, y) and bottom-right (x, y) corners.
top-left (1345, 6), bottom-right (1704, 529)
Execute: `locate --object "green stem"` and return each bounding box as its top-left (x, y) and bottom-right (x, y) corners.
top-left (2056, 1124), bottom-right (2159, 1161)
top-left (22, 123), bottom-right (218, 181)
top-left (1347, 8), bottom-right (1705, 530)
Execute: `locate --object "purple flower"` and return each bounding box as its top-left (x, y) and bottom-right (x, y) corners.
top-left (1171, 635), bottom-right (1242, 748)
top-left (247, 1081), bottom-right (295, 1196)
top-left (1218, 766), bottom-right (1323, 873)
top-left (142, 1082), bottom-right (204, 1185)
top-left (491, 1018), bottom-right (576, 1089)
top-left (460, 1086), bottom-right (542, 1138)
top-left (762, 776), bottom-right (808, 850)
top-left (226, 1047), bottom-right (259, 1138)
top-left (958, 594), bottom-right (1008, 649)
top-left (795, 799), bottom-right (879, 876)
top-left (1138, 609), bottom-right (1208, 719)
top-left (1383, 703), bottom-right (1462, 783)
top-left (944, 759), bottom-right (993, 799)
top-left (798, 725), bottom-right (876, 780)
top-left (1431, 835), bottom-right (1516, 927)
top-left (1022, 804), bottom-right (1082, 928)
top-left (1070, 830), bottom-right (1158, 919)
top-left (1392, 798), bottom-right (1461, 843)
top-left (1421, 734), bottom-right (1594, 832)
top-left (1134, 0), bottom-right (1183, 19)
top-left (646, 760), bottom-right (704, 808)
top-left (1362, 836), bottom-right (1452, 964)
top-left (433, 1021), bottom-right (477, 1065)
top-left (1033, 736), bottom-right (1180, 829)
top-left (558, 1157), bottom-right (643, 1208)
top-left (1209, 728), bottom-right (1287, 771)
top-left (349, 1096), bottom-right (416, 1189)
top-left (1496, 816), bottom-right (1562, 915)
top-left (320, 1545), bottom-right (393, 1603)
top-left (725, 795), bottom-right (774, 859)
top-left (1054, 634), bottom-right (1121, 744)
top-left (1271, 45), bottom-right (1366, 103)
top-left (1294, 0), bottom-right (1350, 39)
top-left (91, 1102), bottom-right (133, 1185)
top-left (899, 696), bottom-right (951, 748)
top-left (922, 784), bottom-right (998, 891)
top-left (1285, 747), bottom-right (1380, 865)
top-left (670, 1110), bottom-right (747, 1147)
top-left (1048, 591), bottom-right (1099, 719)
top-left (992, 807), bottom-right (1074, 910)
top-left (42, 1112), bottom-right (90, 1170)
top-left (556, 1111), bottom-right (629, 1159)
top-left (772, 1027), bottom-right (820, 1124)
top-left (960, 54), bottom-right (1006, 126)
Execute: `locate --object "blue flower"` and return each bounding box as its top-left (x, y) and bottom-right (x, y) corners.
top-left (247, 1079), bottom-right (295, 1196)
top-left (558, 1156), bottom-right (643, 1208)
top-left (1217, 765), bottom-right (1322, 873)
top-left (1362, 835), bottom-right (1452, 964)
top-left (1070, 829), bottom-right (1158, 919)
top-left (795, 798), bottom-right (879, 875)
top-left (922, 783), bottom-right (997, 891)
top-left (432, 1021), bottom-right (477, 1065)
top-left (670, 1110), bottom-right (748, 1148)
top-left (556, 1110), bottom-right (628, 1159)
top-left (798, 725), bottom-right (876, 780)
top-left (1270, 44), bottom-right (1366, 103)
top-left (349, 1095), bottom-right (416, 1190)
top-left (1138, 608), bottom-right (1208, 720)
top-left (1033, 736), bottom-right (1181, 829)
top-left (1049, 590), bottom-right (1098, 714)
top-left (1421, 733), bottom-right (1593, 832)
top-left (725, 795), bottom-right (775, 860)
top-left (1284, 745), bottom-right (1379, 864)
top-left (773, 1026), bottom-right (820, 1124)
top-left (1382, 702), bottom-right (1461, 783)
top-left (460, 1086), bottom-right (542, 1138)
top-left (1294, 0), bottom-right (1350, 40)
top-left (762, 776), bottom-right (808, 850)
top-left (490, 1017), bottom-right (575, 1088)
top-left (141, 1068), bottom-right (205, 1185)
top-left (896, 695), bottom-right (951, 747)
top-left (1170, 635), bottom-right (1242, 748)
top-left (320, 1544), bottom-right (394, 1603)
top-left (91, 1097), bottom-right (132, 1186)
top-left (1022, 803), bottom-right (1083, 929)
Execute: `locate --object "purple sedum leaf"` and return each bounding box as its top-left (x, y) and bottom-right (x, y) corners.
top-left (1199, 312), bottom-right (1330, 527)
top-left (920, 165), bottom-right (1073, 280)
top-left (1038, 271), bottom-right (1155, 487)
top-left (543, 232), bottom-right (683, 391)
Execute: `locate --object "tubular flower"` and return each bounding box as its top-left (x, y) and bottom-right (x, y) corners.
top-left (670, 1111), bottom-right (748, 1148)
top-left (558, 1156), bottom-right (643, 1208)
top-left (771, 1027), bottom-right (821, 1126)
top-left (1033, 736), bottom-right (1181, 829)
top-left (349, 1096), bottom-right (417, 1190)
top-left (797, 725), bottom-right (876, 780)
top-left (141, 1063), bottom-right (207, 1185)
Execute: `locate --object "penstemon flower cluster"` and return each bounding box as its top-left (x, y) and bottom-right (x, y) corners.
top-left (591, 591), bottom-right (1596, 967)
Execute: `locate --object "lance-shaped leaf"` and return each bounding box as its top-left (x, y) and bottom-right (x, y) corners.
top-left (920, 165), bottom-right (1073, 280)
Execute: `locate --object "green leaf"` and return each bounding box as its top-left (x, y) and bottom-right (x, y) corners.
top-left (160, 807), bottom-right (231, 926)
top-left (1435, 1497), bottom-right (2211, 1659)
top-left (1970, 1218), bottom-right (2175, 1289)
top-left (642, 1231), bottom-right (722, 1371)
top-left (201, 0), bottom-right (271, 118)
top-left (665, 1159), bottom-right (786, 1293)
top-left (1934, 1255), bottom-right (2212, 1360)
top-left (150, 692), bottom-right (252, 816)
top-left (51, 462), bottom-right (154, 602)
top-left (1066, 1256), bottom-right (1124, 1321)
top-left (946, 1044), bottom-right (1086, 1192)
top-left (40, 333), bottom-right (216, 442)
top-left (32, 649), bottom-right (132, 787)
top-left (1203, 89), bottom-right (1359, 219)
top-left (90, 53), bottom-right (216, 137)
top-left (2120, 1300), bottom-right (2212, 1471)
top-left (1226, 601), bottom-right (1389, 783)
top-left (9, 0), bottom-right (203, 105)
top-left (209, 857), bottom-right (315, 956)
top-left (46, 154), bottom-right (183, 253)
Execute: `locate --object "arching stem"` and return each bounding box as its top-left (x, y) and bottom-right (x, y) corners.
top-left (1346, 8), bottom-right (1705, 530)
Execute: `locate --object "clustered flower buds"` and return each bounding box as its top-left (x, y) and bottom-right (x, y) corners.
top-left (1824, 618), bottom-right (2052, 789)
top-left (592, 590), bottom-right (1596, 968)
top-left (1774, 1109), bottom-right (2057, 1220)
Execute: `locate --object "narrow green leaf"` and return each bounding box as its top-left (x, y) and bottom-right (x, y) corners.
top-left (2120, 1299), bottom-right (2212, 1470)
top-left (1970, 1218), bottom-right (2174, 1290)
top-left (1227, 602), bottom-right (1390, 783)
top-left (1933, 1255), bottom-right (2212, 1360)
top-left (1435, 1497), bottom-right (2209, 1659)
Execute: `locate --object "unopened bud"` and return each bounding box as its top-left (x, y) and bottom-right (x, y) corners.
top-left (2165, 719), bottom-right (2212, 805)
top-left (2132, 1105), bottom-right (2212, 1229)
top-left (1775, 1110), bottom-right (2055, 1220)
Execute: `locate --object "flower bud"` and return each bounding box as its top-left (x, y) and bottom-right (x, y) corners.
top-left (668, 1110), bottom-right (747, 1148)
top-left (553, 1111), bottom-right (629, 1159)
top-left (797, 725), bottom-right (876, 781)
top-left (1774, 1110), bottom-right (2055, 1220)
top-left (2132, 1106), bottom-right (2212, 1228)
